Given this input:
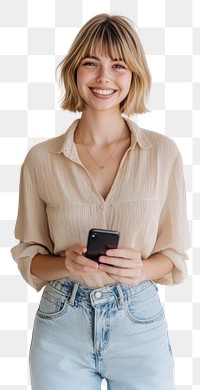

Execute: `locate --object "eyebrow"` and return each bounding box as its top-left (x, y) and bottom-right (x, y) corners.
top-left (82, 55), bottom-right (100, 60)
top-left (83, 55), bottom-right (124, 62)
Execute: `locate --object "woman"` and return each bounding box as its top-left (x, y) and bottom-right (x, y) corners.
top-left (12, 13), bottom-right (190, 390)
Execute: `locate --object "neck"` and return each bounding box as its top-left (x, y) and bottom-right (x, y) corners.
top-left (76, 109), bottom-right (127, 145)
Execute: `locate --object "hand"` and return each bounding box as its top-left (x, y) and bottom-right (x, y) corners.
top-left (65, 244), bottom-right (100, 276)
top-left (98, 248), bottom-right (144, 285)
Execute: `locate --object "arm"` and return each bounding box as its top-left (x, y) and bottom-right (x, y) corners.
top-left (142, 252), bottom-right (174, 281)
top-left (11, 157), bottom-right (54, 291)
top-left (31, 244), bottom-right (99, 282)
top-left (98, 248), bottom-right (174, 286)
top-left (150, 152), bottom-right (190, 285)
top-left (30, 254), bottom-right (69, 281)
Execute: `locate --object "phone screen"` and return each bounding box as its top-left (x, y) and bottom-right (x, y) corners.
top-left (85, 228), bottom-right (120, 263)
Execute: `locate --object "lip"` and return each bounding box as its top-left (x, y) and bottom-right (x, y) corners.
top-left (89, 87), bottom-right (116, 98)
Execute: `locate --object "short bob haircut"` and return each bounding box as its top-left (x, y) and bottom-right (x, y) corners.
top-left (58, 14), bottom-right (151, 116)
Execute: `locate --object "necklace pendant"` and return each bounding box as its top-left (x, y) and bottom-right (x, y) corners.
top-left (99, 165), bottom-right (105, 169)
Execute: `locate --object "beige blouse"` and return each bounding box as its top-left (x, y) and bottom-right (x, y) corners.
top-left (11, 118), bottom-right (190, 291)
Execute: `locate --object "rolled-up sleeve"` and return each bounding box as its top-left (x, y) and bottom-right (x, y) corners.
top-left (11, 154), bottom-right (54, 291)
top-left (151, 152), bottom-right (191, 285)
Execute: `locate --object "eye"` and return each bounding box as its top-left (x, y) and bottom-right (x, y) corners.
top-left (82, 61), bottom-right (97, 67)
top-left (113, 63), bottom-right (126, 69)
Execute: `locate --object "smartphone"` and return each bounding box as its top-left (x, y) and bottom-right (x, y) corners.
top-left (85, 228), bottom-right (120, 263)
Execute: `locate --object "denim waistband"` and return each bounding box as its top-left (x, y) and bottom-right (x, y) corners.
top-left (49, 279), bottom-right (154, 307)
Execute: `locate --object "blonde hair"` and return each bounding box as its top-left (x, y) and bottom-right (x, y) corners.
top-left (58, 14), bottom-right (151, 116)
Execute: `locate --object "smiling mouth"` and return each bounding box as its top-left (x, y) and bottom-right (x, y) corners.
top-left (90, 88), bottom-right (116, 96)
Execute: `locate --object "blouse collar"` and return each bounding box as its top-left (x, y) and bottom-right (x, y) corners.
top-left (50, 118), bottom-right (152, 158)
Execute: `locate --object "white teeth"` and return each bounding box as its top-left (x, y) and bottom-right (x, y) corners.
top-left (92, 89), bottom-right (114, 95)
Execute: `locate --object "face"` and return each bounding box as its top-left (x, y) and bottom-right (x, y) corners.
top-left (76, 48), bottom-right (132, 113)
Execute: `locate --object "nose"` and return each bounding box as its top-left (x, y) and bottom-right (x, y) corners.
top-left (96, 66), bottom-right (109, 83)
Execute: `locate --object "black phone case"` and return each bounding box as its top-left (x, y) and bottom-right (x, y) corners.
top-left (85, 228), bottom-right (120, 263)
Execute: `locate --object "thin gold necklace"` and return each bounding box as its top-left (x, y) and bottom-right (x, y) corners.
top-left (77, 126), bottom-right (125, 169)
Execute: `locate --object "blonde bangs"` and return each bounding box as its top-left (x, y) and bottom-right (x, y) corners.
top-left (81, 25), bottom-right (126, 63)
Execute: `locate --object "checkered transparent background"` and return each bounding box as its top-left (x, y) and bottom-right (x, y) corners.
top-left (0, 0), bottom-right (199, 388)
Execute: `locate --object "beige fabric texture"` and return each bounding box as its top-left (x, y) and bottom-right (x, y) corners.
top-left (11, 118), bottom-right (190, 291)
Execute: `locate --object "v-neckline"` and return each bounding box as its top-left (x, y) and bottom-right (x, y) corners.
top-left (75, 144), bottom-right (131, 202)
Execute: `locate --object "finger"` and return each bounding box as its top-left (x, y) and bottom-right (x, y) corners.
top-left (98, 263), bottom-right (133, 277)
top-left (81, 265), bottom-right (100, 273)
top-left (74, 253), bottom-right (99, 269)
top-left (72, 244), bottom-right (87, 255)
top-left (67, 258), bottom-right (100, 273)
top-left (66, 249), bottom-right (98, 270)
top-left (106, 248), bottom-right (140, 259)
top-left (80, 255), bottom-right (99, 269)
top-left (99, 256), bottom-right (140, 269)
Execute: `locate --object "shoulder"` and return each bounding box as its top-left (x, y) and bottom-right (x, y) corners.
top-left (23, 134), bottom-right (64, 168)
top-left (24, 118), bottom-right (79, 163)
top-left (30, 134), bottom-right (64, 155)
top-left (126, 119), bottom-right (179, 159)
top-left (146, 129), bottom-right (179, 156)
top-left (24, 119), bottom-right (79, 165)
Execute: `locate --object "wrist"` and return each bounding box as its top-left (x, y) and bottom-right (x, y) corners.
top-left (31, 254), bottom-right (70, 281)
top-left (141, 260), bottom-right (148, 282)
top-left (141, 253), bottom-right (174, 282)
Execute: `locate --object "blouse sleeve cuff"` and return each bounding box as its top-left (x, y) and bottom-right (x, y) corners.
top-left (18, 257), bottom-right (47, 292)
top-left (11, 243), bottom-right (49, 291)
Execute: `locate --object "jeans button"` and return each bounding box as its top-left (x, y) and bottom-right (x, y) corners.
top-left (95, 291), bottom-right (102, 299)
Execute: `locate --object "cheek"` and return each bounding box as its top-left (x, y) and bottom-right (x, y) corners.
top-left (126, 74), bottom-right (133, 90)
top-left (76, 79), bottom-right (82, 97)
top-left (76, 72), bottom-right (87, 96)
top-left (118, 70), bottom-right (132, 85)
top-left (76, 70), bottom-right (93, 94)
top-left (76, 67), bottom-right (87, 85)
top-left (76, 70), bottom-right (83, 88)
top-left (121, 76), bottom-right (132, 96)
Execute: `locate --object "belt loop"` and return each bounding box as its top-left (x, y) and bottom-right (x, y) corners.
top-left (116, 284), bottom-right (124, 308)
top-left (68, 283), bottom-right (79, 305)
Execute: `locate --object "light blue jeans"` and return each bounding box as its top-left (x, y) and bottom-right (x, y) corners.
top-left (29, 279), bottom-right (174, 390)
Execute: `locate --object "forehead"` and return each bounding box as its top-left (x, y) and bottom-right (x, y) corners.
top-left (84, 53), bottom-right (124, 63)
top-left (83, 39), bottom-right (124, 61)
